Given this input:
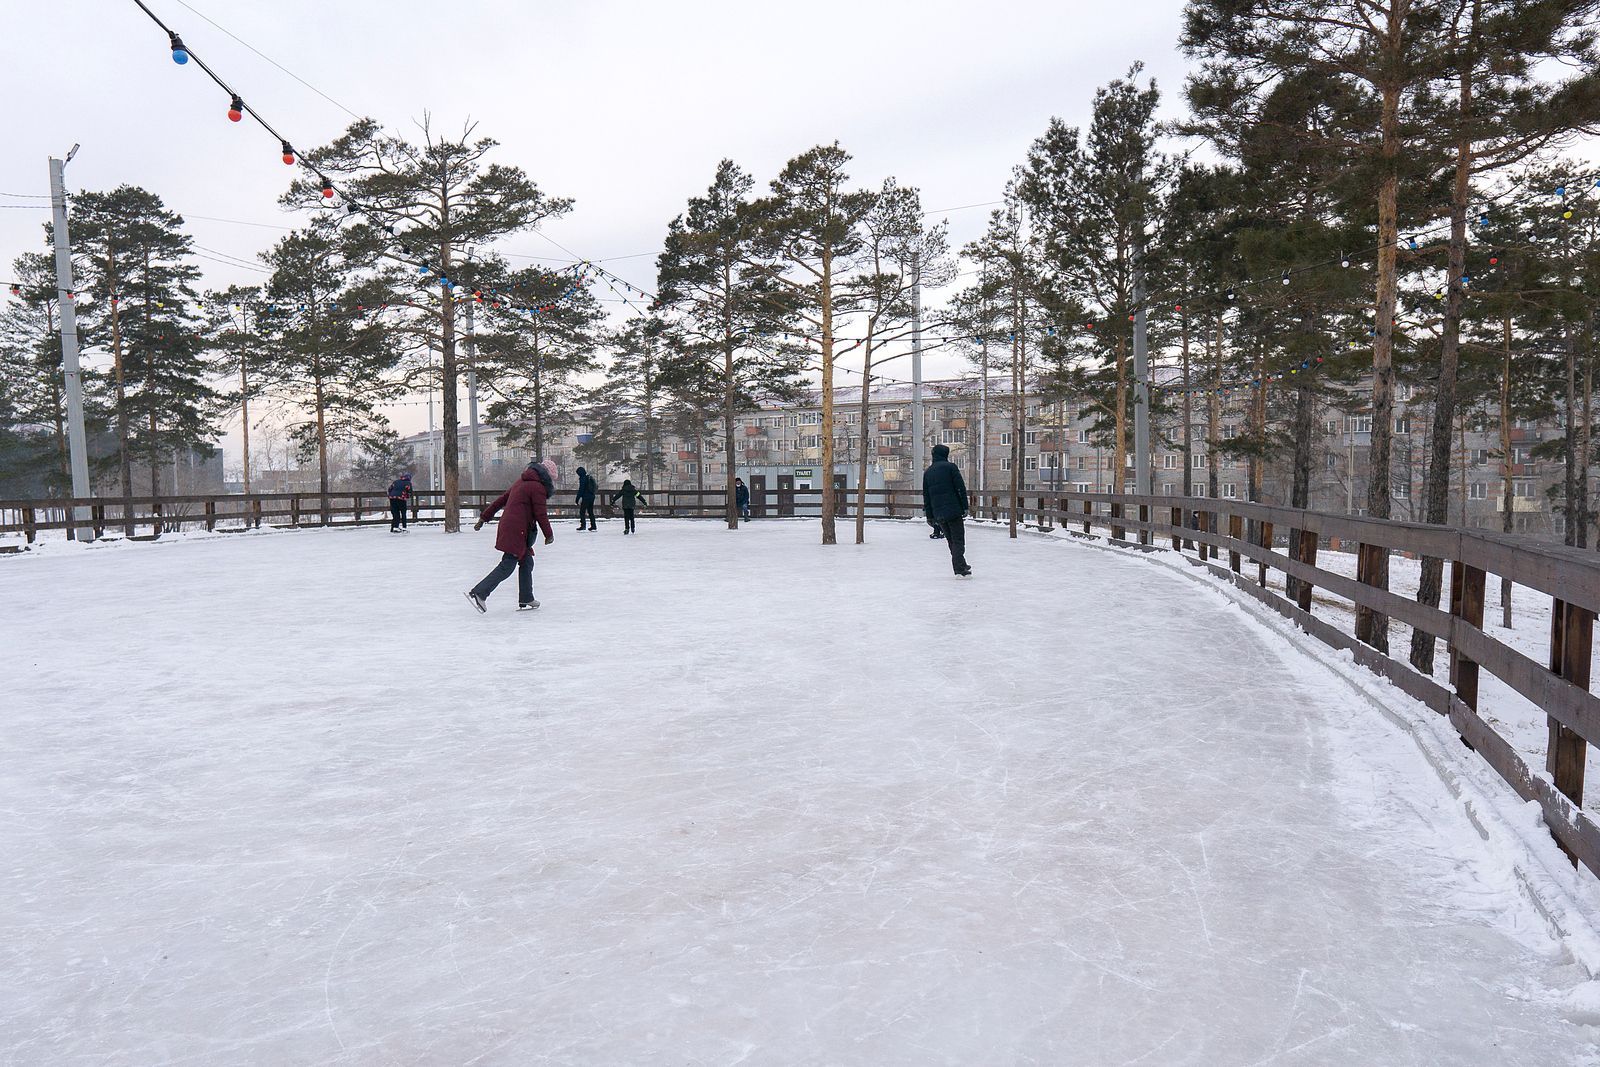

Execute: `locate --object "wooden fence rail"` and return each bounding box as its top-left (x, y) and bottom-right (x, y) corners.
top-left (5, 486), bottom-right (1597, 877)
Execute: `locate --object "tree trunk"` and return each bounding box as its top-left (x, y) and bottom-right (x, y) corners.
top-left (532, 336), bottom-right (545, 459)
top-left (1181, 310), bottom-right (1193, 498)
top-left (723, 263), bottom-right (739, 530)
top-left (1582, 307), bottom-right (1594, 548)
top-left (1500, 317), bottom-right (1514, 627)
top-left (111, 287), bottom-right (133, 536)
top-left (1208, 318), bottom-right (1221, 500)
top-left (855, 337), bottom-right (874, 544)
top-left (1358, 70), bottom-right (1403, 652)
top-left (1010, 289), bottom-right (1024, 538)
top-left (240, 320), bottom-right (252, 495)
top-left (1411, 31), bottom-right (1475, 671)
top-left (439, 221), bottom-right (461, 532)
top-left (1250, 341), bottom-right (1266, 503)
top-left (819, 246), bottom-right (837, 546)
top-left (1113, 336), bottom-right (1128, 495)
top-left (1566, 324), bottom-right (1580, 548)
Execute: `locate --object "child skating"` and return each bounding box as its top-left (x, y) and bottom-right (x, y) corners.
top-left (466, 460), bottom-right (556, 613)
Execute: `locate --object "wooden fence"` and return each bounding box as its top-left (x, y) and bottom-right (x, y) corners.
top-left (4, 485), bottom-right (1596, 877)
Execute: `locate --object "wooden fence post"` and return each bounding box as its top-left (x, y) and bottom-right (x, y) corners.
top-left (1258, 521), bottom-right (1273, 588)
top-left (1354, 543), bottom-right (1386, 647)
top-left (92, 504), bottom-right (105, 539)
top-left (1295, 530), bottom-right (1318, 613)
top-left (1447, 560), bottom-right (1486, 710)
top-left (1170, 506), bottom-right (1181, 550)
top-left (1548, 598), bottom-right (1594, 818)
top-left (204, 499), bottom-right (217, 532)
top-left (1082, 500), bottom-right (1092, 534)
top-left (1228, 513), bottom-right (1242, 573)
top-left (1138, 504), bottom-right (1150, 546)
top-left (251, 498), bottom-right (263, 529)
top-left (1111, 502), bottom-right (1124, 541)
top-left (22, 507), bottom-right (36, 544)
top-left (152, 500), bottom-right (163, 538)
top-left (290, 496), bottom-right (301, 527)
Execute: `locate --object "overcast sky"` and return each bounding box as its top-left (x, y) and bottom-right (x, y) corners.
top-left (2, 0), bottom-right (1196, 449)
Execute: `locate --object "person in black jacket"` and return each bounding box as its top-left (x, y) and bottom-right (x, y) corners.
top-left (574, 466), bottom-right (598, 530)
top-left (386, 472), bottom-right (413, 532)
top-left (734, 477), bottom-right (751, 520)
top-left (608, 479), bottom-right (649, 534)
top-left (922, 443), bottom-right (972, 576)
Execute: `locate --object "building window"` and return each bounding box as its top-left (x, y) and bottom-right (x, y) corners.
top-left (1469, 483), bottom-right (1487, 500)
top-left (1077, 430), bottom-right (1089, 444)
top-left (1514, 480), bottom-right (1535, 498)
top-left (1025, 430), bottom-right (1039, 445)
top-left (1163, 454), bottom-right (1178, 470)
top-left (1394, 482), bottom-right (1411, 499)
top-left (1345, 415), bottom-right (1373, 434)
top-left (1162, 483), bottom-right (1177, 495)
top-left (1025, 456), bottom-right (1039, 471)
top-left (801, 435), bottom-right (820, 449)
top-left (1193, 453), bottom-right (1206, 468)
top-left (941, 429), bottom-right (966, 444)
top-left (1222, 483), bottom-right (1238, 499)
top-left (1396, 384), bottom-right (1414, 402)
top-left (1222, 423), bottom-right (1237, 440)
top-left (800, 412), bottom-right (821, 425)
top-left (1077, 456), bottom-right (1088, 471)
top-left (1395, 416), bottom-right (1411, 435)
top-left (1000, 432), bottom-right (1012, 446)
top-left (1471, 448), bottom-right (1491, 466)
top-left (1193, 483), bottom-right (1207, 497)
top-left (1001, 457), bottom-right (1012, 471)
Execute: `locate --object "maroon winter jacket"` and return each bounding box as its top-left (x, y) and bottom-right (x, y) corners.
top-left (480, 468), bottom-right (554, 559)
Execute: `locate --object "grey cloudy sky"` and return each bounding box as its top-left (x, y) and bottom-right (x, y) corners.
top-left (3, 0), bottom-right (1196, 442)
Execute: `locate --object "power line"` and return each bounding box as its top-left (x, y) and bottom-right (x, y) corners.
top-left (171, 0), bottom-right (364, 121)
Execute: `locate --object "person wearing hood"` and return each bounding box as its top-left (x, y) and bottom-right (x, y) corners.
top-left (386, 472), bottom-right (413, 532)
top-left (922, 443), bottom-right (972, 577)
top-left (466, 459), bottom-right (556, 613)
top-left (607, 478), bottom-right (649, 534)
top-left (734, 477), bottom-right (751, 520)
top-left (574, 466), bottom-right (598, 531)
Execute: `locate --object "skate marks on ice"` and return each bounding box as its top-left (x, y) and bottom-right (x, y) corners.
top-left (0, 520), bottom-right (1595, 1064)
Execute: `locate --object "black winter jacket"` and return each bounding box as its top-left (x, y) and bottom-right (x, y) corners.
top-left (922, 457), bottom-right (969, 521)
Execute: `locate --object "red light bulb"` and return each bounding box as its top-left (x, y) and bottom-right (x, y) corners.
top-left (281, 141), bottom-right (296, 165)
top-left (321, 182), bottom-right (334, 200)
top-left (228, 95), bottom-right (243, 122)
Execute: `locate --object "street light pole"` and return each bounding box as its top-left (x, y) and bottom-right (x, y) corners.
top-left (48, 148), bottom-right (92, 540)
top-left (910, 251), bottom-right (924, 472)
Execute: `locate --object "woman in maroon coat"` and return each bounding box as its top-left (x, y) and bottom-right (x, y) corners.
top-left (465, 460), bottom-right (556, 613)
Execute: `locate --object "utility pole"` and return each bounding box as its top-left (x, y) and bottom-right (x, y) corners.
top-left (465, 298), bottom-right (481, 491)
top-left (910, 251), bottom-right (924, 474)
top-left (236, 301), bottom-right (253, 494)
top-left (978, 259), bottom-right (989, 496)
top-left (1131, 237), bottom-right (1152, 499)
top-left (49, 148), bottom-right (92, 540)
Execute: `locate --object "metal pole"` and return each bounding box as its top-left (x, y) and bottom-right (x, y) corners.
top-left (910, 251), bottom-right (924, 472)
top-left (1132, 238), bottom-right (1152, 498)
top-left (49, 152), bottom-right (92, 540)
top-left (978, 260), bottom-right (989, 496)
top-left (466, 299), bottom-right (481, 491)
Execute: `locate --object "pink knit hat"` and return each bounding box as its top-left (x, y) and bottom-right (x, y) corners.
top-left (541, 458), bottom-right (559, 481)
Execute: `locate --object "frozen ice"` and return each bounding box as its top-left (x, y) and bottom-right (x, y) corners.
top-left (2, 518), bottom-right (1596, 1064)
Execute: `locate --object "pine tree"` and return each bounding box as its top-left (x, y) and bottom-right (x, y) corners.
top-left (579, 317), bottom-right (667, 490)
top-left (476, 264), bottom-right (605, 462)
top-left (290, 118), bottom-right (571, 531)
top-left (746, 144), bottom-right (876, 545)
top-left (844, 180), bottom-right (950, 543)
top-left (258, 222), bottom-right (403, 509)
top-left (1018, 65), bottom-right (1170, 510)
top-left (203, 284), bottom-right (266, 492)
top-left (1183, 1), bottom-right (1455, 653)
top-left (657, 160), bottom-right (806, 529)
top-left (0, 253), bottom-right (104, 496)
top-left (70, 186), bottom-right (218, 504)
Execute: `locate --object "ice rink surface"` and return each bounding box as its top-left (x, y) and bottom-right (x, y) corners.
top-left (3, 517), bottom-right (1597, 1065)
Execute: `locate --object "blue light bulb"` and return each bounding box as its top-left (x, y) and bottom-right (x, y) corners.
top-left (171, 47), bottom-right (188, 64)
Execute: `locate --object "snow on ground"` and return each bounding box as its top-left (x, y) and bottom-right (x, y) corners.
top-left (3, 518), bottom-right (1598, 1064)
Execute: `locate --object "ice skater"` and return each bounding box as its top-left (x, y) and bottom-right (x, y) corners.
top-left (922, 443), bottom-right (971, 577)
top-left (574, 466), bottom-right (598, 531)
top-left (608, 478), bottom-right (649, 534)
top-left (735, 477), bottom-right (751, 520)
top-left (466, 459), bottom-right (556, 613)
top-left (387, 471), bottom-right (413, 532)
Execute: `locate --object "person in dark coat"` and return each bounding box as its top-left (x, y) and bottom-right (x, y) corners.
top-left (922, 443), bottom-right (971, 576)
top-left (386, 472), bottom-right (413, 532)
top-left (574, 466), bottom-right (598, 531)
top-left (466, 460), bottom-right (556, 612)
top-left (608, 478), bottom-right (649, 535)
top-left (734, 477), bottom-right (751, 520)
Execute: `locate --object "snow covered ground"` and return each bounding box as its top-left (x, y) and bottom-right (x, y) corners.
top-left (4, 518), bottom-right (1600, 1064)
